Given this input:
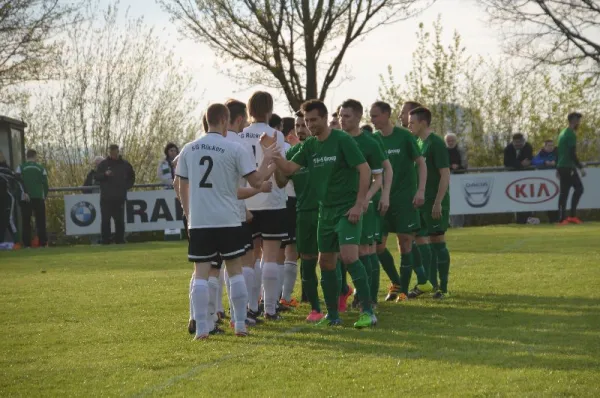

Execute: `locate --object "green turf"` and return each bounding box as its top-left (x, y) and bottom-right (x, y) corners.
top-left (1, 224), bottom-right (600, 397)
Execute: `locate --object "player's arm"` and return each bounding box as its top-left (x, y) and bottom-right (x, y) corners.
top-left (433, 167), bottom-right (450, 219)
top-left (379, 159), bottom-right (393, 215)
top-left (179, 178), bottom-right (190, 219)
top-left (366, 172), bottom-right (383, 202)
top-left (173, 175), bottom-right (181, 201)
top-left (347, 162), bottom-right (372, 223)
top-left (237, 182), bottom-right (272, 199)
top-left (174, 149), bottom-right (189, 218)
top-left (274, 169), bottom-right (289, 189)
top-left (414, 156), bottom-right (427, 206)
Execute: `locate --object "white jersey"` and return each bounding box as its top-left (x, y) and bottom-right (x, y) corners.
top-left (225, 130), bottom-right (252, 223)
top-left (175, 133), bottom-right (256, 229)
top-left (239, 122), bottom-right (287, 210)
top-left (283, 142), bottom-right (296, 198)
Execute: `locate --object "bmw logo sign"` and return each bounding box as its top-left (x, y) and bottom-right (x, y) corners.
top-left (70, 201), bottom-right (97, 227)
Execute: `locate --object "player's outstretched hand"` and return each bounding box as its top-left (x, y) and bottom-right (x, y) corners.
top-left (432, 202), bottom-right (442, 220)
top-left (346, 203), bottom-right (363, 224)
top-left (262, 142), bottom-right (280, 161)
top-left (378, 196), bottom-right (389, 216)
top-left (260, 181), bottom-right (273, 193)
top-left (260, 133), bottom-right (277, 148)
top-left (287, 131), bottom-right (300, 146)
top-left (413, 189), bottom-right (424, 208)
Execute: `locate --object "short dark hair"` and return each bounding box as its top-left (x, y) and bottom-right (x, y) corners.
top-left (341, 99), bottom-right (363, 116)
top-left (361, 124), bottom-right (373, 133)
top-left (404, 101), bottom-right (422, 112)
top-left (331, 111), bottom-right (338, 118)
top-left (372, 101), bottom-right (391, 115)
top-left (512, 133), bottom-right (524, 141)
top-left (248, 91), bottom-right (273, 121)
top-left (568, 112), bottom-right (582, 123)
top-left (282, 117), bottom-right (295, 136)
top-left (26, 149), bottom-right (37, 158)
top-left (206, 103), bottom-right (230, 126)
top-left (108, 144), bottom-right (119, 151)
top-left (295, 110), bottom-right (304, 118)
top-left (544, 139), bottom-right (554, 144)
top-left (164, 143), bottom-right (178, 157)
top-left (301, 100), bottom-right (328, 118)
top-left (225, 99), bottom-right (247, 124)
top-left (269, 113), bottom-right (282, 129)
top-left (202, 114), bottom-right (208, 132)
top-left (409, 106), bottom-right (432, 126)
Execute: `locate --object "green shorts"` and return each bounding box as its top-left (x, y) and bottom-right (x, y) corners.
top-left (382, 202), bottom-right (420, 235)
top-left (417, 201), bottom-right (449, 236)
top-left (360, 201), bottom-right (376, 245)
top-left (296, 209), bottom-right (319, 255)
top-left (318, 205), bottom-right (363, 253)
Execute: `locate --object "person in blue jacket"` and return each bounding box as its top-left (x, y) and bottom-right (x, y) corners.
top-left (532, 139), bottom-right (558, 168)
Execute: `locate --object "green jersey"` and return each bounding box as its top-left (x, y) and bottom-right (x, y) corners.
top-left (291, 129), bottom-right (366, 208)
top-left (557, 128), bottom-right (577, 168)
top-left (286, 142), bottom-right (318, 211)
top-left (16, 161), bottom-right (48, 200)
top-left (418, 132), bottom-right (450, 206)
top-left (375, 126), bottom-right (421, 204)
top-left (352, 131), bottom-right (386, 182)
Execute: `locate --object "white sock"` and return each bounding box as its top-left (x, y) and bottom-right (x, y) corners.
top-left (224, 269), bottom-right (233, 320)
top-left (207, 276), bottom-right (219, 332)
top-left (191, 279), bottom-right (209, 337)
top-left (229, 274), bottom-right (249, 332)
top-left (216, 267), bottom-right (225, 313)
top-left (189, 274), bottom-right (194, 320)
top-left (282, 261), bottom-right (298, 302)
top-left (249, 259), bottom-right (261, 312)
top-left (262, 262), bottom-right (280, 315)
top-left (277, 262), bottom-right (285, 301)
top-left (242, 267), bottom-right (255, 313)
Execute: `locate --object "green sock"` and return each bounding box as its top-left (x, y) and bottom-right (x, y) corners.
top-left (320, 269), bottom-right (340, 320)
top-left (416, 243), bottom-right (431, 284)
top-left (428, 244), bottom-right (438, 288)
top-left (335, 259), bottom-right (342, 294)
top-left (432, 242), bottom-right (450, 293)
top-left (377, 248), bottom-right (401, 286)
top-left (413, 242), bottom-right (422, 268)
top-left (399, 253), bottom-right (413, 294)
top-left (301, 258), bottom-right (320, 312)
top-left (369, 253), bottom-right (380, 303)
top-left (410, 245), bottom-right (428, 285)
top-left (337, 258), bottom-right (349, 295)
top-left (346, 260), bottom-right (372, 314)
top-left (359, 255), bottom-right (372, 290)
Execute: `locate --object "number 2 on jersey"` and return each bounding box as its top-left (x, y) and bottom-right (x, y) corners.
top-left (199, 156), bottom-right (213, 188)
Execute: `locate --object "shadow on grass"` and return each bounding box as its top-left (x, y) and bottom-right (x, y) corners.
top-left (255, 293), bottom-right (600, 372)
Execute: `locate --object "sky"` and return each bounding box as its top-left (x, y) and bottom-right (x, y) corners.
top-left (102, 0), bottom-right (504, 115)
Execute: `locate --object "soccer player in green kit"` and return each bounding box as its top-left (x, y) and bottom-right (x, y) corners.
top-left (273, 100), bottom-right (376, 328)
top-left (408, 107), bottom-right (451, 299)
top-left (275, 111), bottom-right (325, 323)
top-left (370, 101), bottom-right (432, 301)
top-left (338, 99), bottom-right (387, 310)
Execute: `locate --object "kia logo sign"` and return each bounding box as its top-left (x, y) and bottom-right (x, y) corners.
top-left (505, 177), bottom-right (559, 204)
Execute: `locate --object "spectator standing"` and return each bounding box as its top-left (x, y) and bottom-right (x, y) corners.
top-left (95, 145), bottom-right (135, 244)
top-left (445, 133), bottom-right (467, 172)
top-left (557, 112), bottom-right (586, 225)
top-left (532, 140), bottom-right (558, 168)
top-left (445, 133), bottom-right (467, 227)
top-left (83, 156), bottom-right (104, 194)
top-left (504, 133), bottom-right (533, 170)
top-left (0, 151), bottom-right (27, 246)
top-left (503, 134), bottom-right (535, 224)
top-left (16, 150), bottom-right (48, 248)
top-left (157, 143), bottom-right (179, 188)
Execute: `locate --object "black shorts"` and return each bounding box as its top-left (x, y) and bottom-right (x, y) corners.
top-left (242, 222), bottom-right (254, 252)
top-left (249, 209), bottom-right (288, 241)
top-left (188, 227), bottom-right (247, 265)
top-left (281, 197), bottom-right (297, 247)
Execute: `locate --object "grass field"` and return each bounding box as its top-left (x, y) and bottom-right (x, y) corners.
top-left (1, 224), bottom-right (600, 397)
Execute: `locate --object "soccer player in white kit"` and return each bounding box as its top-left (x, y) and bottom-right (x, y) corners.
top-left (176, 103), bottom-right (278, 339)
top-left (239, 91), bottom-right (289, 320)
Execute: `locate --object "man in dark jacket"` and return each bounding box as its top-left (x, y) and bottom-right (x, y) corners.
top-left (504, 133), bottom-right (533, 169)
top-left (0, 151), bottom-right (27, 245)
top-left (95, 145), bottom-right (135, 244)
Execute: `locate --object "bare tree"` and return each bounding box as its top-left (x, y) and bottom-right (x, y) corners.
top-left (159, 0), bottom-right (434, 110)
top-left (0, 0), bottom-right (80, 93)
top-left (481, 0), bottom-right (600, 79)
